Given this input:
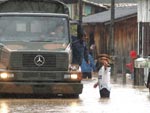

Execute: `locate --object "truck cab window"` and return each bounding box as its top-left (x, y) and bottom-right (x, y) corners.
top-left (0, 15), bottom-right (69, 43)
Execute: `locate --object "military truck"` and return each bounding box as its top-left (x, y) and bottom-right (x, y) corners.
top-left (0, 0), bottom-right (83, 97)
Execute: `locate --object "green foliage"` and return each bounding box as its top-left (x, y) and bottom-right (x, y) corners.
top-left (70, 24), bottom-right (77, 36)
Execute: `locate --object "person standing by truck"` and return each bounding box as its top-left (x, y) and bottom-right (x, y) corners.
top-left (72, 29), bottom-right (95, 79)
top-left (71, 30), bottom-right (89, 65)
top-left (81, 53), bottom-right (96, 79)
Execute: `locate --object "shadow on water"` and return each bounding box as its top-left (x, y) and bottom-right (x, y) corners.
top-left (99, 97), bottom-right (111, 104)
top-left (0, 94), bottom-right (79, 99)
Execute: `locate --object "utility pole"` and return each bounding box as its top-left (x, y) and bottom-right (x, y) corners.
top-left (77, 0), bottom-right (83, 39)
top-left (110, 0), bottom-right (115, 55)
top-left (79, 0), bottom-right (83, 25)
top-left (110, 0), bottom-right (117, 82)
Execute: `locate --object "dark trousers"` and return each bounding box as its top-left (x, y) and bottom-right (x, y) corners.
top-left (100, 88), bottom-right (110, 98)
top-left (82, 72), bottom-right (92, 79)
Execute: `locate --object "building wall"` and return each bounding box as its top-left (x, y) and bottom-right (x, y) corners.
top-left (84, 16), bottom-right (138, 72)
top-left (114, 17), bottom-right (138, 57)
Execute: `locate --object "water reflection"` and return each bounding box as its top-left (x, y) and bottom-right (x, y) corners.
top-left (0, 102), bottom-right (9, 113)
top-left (0, 78), bottom-right (149, 113)
top-left (79, 79), bottom-right (150, 113)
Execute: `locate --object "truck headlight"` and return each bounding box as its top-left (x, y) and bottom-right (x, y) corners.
top-left (64, 74), bottom-right (78, 80)
top-left (0, 73), bottom-right (14, 79)
top-left (64, 74), bottom-right (70, 79)
top-left (70, 74), bottom-right (78, 79)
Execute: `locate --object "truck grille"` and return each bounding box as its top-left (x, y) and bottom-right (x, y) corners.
top-left (22, 72), bottom-right (57, 80)
top-left (23, 54), bottom-right (56, 67)
top-left (10, 52), bottom-right (68, 71)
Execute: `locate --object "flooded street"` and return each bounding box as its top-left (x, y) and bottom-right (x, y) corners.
top-left (0, 77), bottom-right (149, 113)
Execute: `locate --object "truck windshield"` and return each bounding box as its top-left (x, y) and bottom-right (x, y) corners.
top-left (0, 15), bottom-right (69, 43)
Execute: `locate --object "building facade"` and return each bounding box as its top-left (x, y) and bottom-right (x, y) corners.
top-left (83, 6), bottom-right (138, 73)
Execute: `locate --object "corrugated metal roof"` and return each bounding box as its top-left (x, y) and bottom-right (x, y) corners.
top-left (87, 0), bottom-right (137, 4)
top-left (83, 6), bottom-right (137, 24)
top-left (0, 0), bottom-right (137, 3)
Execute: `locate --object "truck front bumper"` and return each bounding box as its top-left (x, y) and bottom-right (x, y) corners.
top-left (0, 82), bottom-right (83, 95)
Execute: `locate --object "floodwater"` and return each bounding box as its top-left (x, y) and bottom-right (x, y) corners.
top-left (0, 77), bottom-right (149, 113)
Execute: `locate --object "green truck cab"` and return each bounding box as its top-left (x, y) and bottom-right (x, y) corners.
top-left (0, 0), bottom-right (83, 97)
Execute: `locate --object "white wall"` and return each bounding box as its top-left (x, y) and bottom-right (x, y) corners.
top-left (138, 0), bottom-right (150, 22)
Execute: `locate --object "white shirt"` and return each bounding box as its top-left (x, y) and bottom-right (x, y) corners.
top-left (98, 66), bottom-right (111, 91)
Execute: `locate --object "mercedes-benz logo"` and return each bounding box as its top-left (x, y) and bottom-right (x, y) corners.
top-left (34, 55), bottom-right (45, 66)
